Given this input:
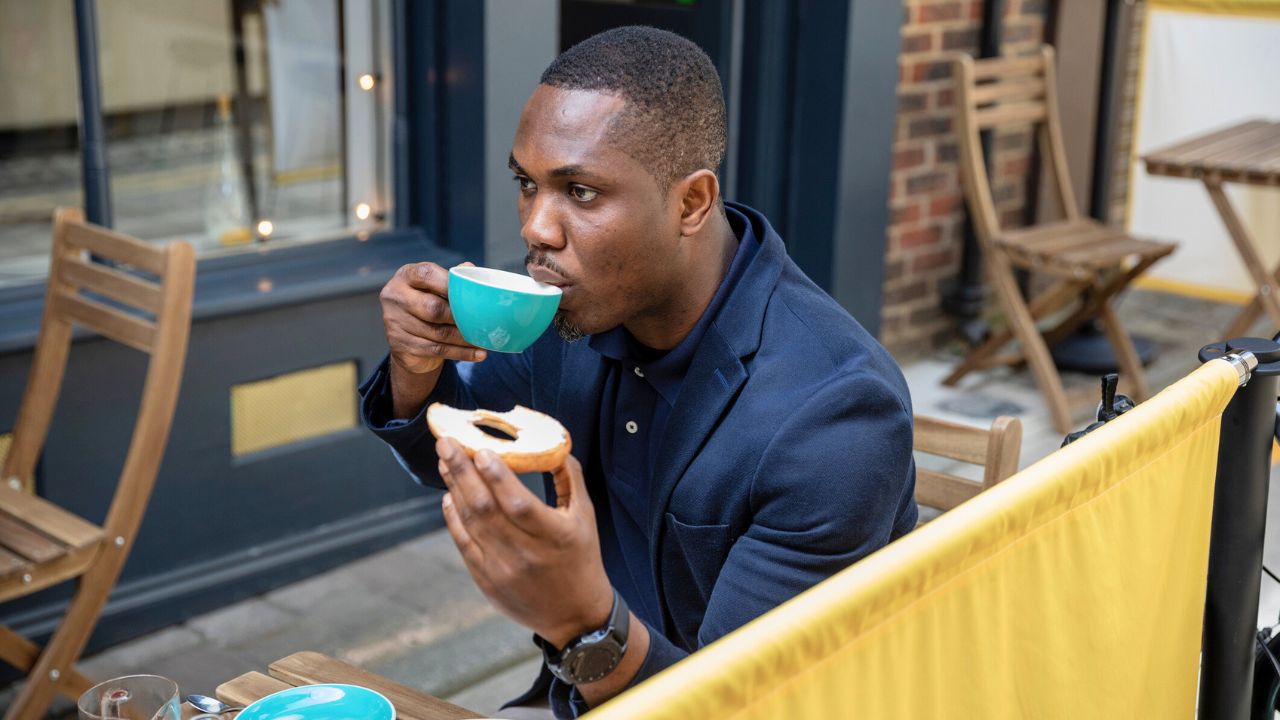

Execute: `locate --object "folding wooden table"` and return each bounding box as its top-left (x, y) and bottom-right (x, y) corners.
top-left (1144, 119), bottom-right (1280, 339)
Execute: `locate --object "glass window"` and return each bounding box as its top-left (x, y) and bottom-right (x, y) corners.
top-left (0, 3), bottom-right (84, 288)
top-left (95, 0), bottom-right (392, 256)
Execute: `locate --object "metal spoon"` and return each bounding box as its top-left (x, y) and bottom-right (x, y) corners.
top-left (186, 694), bottom-right (245, 716)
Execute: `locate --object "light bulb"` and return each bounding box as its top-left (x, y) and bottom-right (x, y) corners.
top-left (257, 219), bottom-right (274, 237)
top-left (355, 202), bottom-right (372, 220)
top-left (358, 73), bottom-right (376, 91)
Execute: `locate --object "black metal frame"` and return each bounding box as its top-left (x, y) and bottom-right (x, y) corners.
top-left (1198, 338), bottom-right (1280, 719)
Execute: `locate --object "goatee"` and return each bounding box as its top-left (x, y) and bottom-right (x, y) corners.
top-left (553, 313), bottom-right (585, 343)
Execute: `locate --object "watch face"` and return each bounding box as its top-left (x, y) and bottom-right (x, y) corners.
top-left (566, 642), bottom-right (623, 683)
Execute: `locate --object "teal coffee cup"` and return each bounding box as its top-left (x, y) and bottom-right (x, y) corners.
top-left (448, 266), bottom-right (562, 353)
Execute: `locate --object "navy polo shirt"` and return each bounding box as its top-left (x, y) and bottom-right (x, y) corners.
top-left (586, 204), bottom-right (759, 629)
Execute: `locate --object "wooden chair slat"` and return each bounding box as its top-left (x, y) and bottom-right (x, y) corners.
top-left (913, 416), bottom-right (990, 465)
top-left (216, 672), bottom-right (293, 710)
top-left (1000, 219), bottom-right (1092, 244)
top-left (974, 102), bottom-right (1046, 129)
top-left (58, 257), bottom-right (163, 315)
top-left (971, 55), bottom-right (1045, 81)
top-left (269, 651), bottom-right (479, 720)
top-left (913, 414), bottom-right (1021, 517)
top-left (0, 514), bottom-right (66, 564)
top-left (1010, 224), bottom-right (1122, 256)
top-left (916, 469), bottom-right (983, 511)
top-left (970, 77), bottom-right (1046, 106)
top-left (0, 484), bottom-right (101, 549)
top-left (56, 290), bottom-right (157, 353)
top-left (0, 546), bottom-right (30, 581)
top-left (1058, 238), bottom-right (1176, 270)
top-left (0, 544), bottom-right (98, 604)
top-left (63, 222), bottom-right (167, 275)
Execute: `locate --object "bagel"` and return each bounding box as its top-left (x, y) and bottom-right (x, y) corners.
top-left (426, 403), bottom-right (571, 474)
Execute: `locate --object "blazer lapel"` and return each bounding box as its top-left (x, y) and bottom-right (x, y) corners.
top-left (647, 326), bottom-right (747, 558)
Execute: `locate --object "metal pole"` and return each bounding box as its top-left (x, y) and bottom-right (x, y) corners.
top-left (1199, 338), bottom-right (1280, 719)
top-left (944, 0), bottom-right (1002, 341)
top-left (1089, 0), bottom-right (1125, 221)
top-left (73, 0), bottom-right (112, 227)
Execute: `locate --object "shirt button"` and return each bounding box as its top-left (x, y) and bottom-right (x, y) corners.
top-left (633, 366), bottom-right (645, 378)
top-left (625, 420), bottom-right (638, 434)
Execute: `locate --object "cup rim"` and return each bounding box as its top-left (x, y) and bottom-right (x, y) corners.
top-left (450, 266), bottom-right (561, 297)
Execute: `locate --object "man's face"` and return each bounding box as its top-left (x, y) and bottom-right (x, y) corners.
top-left (511, 85), bottom-right (680, 340)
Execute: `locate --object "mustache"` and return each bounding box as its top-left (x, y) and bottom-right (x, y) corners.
top-left (525, 251), bottom-right (572, 281)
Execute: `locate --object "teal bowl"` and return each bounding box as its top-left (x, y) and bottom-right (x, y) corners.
top-left (237, 684), bottom-right (394, 720)
top-left (448, 266), bottom-right (562, 353)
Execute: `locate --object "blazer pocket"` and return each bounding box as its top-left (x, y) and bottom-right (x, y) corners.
top-left (661, 514), bottom-right (733, 646)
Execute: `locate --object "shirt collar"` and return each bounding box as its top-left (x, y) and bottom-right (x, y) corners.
top-left (588, 204), bottom-right (761, 404)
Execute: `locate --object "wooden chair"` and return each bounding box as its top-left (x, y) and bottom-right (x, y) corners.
top-left (946, 46), bottom-right (1176, 434)
top-left (0, 208), bottom-right (194, 720)
top-left (914, 414), bottom-right (1022, 518)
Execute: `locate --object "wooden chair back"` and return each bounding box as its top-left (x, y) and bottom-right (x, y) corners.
top-left (953, 46), bottom-right (1079, 247)
top-left (2, 207), bottom-right (194, 541)
top-left (914, 414), bottom-right (1022, 513)
top-left (0, 209), bottom-right (194, 718)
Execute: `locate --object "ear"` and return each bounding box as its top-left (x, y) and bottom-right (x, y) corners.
top-left (675, 169), bottom-right (720, 237)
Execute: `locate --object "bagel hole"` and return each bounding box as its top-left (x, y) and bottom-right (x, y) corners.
top-left (475, 421), bottom-right (517, 441)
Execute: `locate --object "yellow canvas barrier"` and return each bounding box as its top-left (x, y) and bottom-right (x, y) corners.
top-left (592, 360), bottom-right (1240, 719)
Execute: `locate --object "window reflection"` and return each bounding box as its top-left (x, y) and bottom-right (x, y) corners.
top-left (0, 0), bottom-right (390, 288)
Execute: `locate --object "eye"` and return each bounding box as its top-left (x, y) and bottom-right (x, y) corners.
top-left (513, 175), bottom-right (536, 194)
top-left (569, 185), bottom-right (599, 202)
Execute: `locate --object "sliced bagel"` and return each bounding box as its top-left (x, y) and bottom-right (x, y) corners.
top-left (426, 403), bottom-right (572, 474)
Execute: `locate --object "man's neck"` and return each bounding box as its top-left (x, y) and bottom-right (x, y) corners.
top-left (625, 210), bottom-right (738, 350)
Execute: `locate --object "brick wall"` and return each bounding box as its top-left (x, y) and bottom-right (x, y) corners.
top-left (880, 0), bottom-right (1050, 358)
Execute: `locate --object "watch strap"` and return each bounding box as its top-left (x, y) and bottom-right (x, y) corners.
top-left (541, 590), bottom-right (630, 684)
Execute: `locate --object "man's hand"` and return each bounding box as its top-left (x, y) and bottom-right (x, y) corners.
top-left (436, 438), bottom-right (615, 649)
top-left (379, 262), bottom-right (485, 416)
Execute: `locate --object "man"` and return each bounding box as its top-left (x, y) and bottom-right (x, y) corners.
top-left (361, 26), bottom-right (916, 719)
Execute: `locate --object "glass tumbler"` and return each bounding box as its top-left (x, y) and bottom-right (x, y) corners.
top-left (78, 674), bottom-right (181, 720)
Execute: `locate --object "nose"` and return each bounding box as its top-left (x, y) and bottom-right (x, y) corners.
top-left (522, 194), bottom-right (566, 251)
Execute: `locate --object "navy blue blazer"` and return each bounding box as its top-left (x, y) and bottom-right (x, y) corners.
top-left (360, 202), bottom-right (917, 711)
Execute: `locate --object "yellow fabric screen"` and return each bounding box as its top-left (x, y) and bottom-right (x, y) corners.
top-left (592, 360), bottom-right (1239, 719)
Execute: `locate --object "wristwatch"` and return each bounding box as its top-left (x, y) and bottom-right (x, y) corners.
top-left (540, 590), bottom-right (630, 685)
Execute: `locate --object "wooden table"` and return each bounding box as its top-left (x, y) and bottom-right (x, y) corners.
top-left (1144, 119), bottom-right (1280, 338)
top-left (215, 651), bottom-right (483, 719)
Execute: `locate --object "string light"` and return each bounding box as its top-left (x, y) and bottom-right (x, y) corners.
top-left (256, 219), bottom-right (274, 237)
top-left (355, 202), bottom-right (372, 220)
top-left (358, 73), bottom-right (376, 91)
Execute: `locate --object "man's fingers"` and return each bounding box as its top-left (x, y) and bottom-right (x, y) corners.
top-left (437, 438), bottom-right (520, 546)
top-left (401, 262), bottom-right (449, 294)
top-left (552, 454), bottom-right (588, 514)
top-left (441, 492), bottom-right (485, 569)
top-left (394, 326), bottom-right (486, 363)
top-left (474, 450), bottom-right (558, 535)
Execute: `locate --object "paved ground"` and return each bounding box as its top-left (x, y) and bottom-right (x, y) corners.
top-left (5, 288), bottom-right (1279, 717)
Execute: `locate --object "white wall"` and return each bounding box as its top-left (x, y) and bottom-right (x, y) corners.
top-left (1130, 10), bottom-right (1280, 292)
top-left (483, 0), bottom-right (559, 271)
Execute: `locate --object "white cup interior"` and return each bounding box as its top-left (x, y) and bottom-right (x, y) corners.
top-left (451, 266), bottom-right (561, 296)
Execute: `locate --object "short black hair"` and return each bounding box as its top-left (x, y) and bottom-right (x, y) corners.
top-left (540, 26), bottom-right (727, 190)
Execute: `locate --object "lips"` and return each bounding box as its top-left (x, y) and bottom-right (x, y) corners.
top-left (528, 265), bottom-right (570, 288)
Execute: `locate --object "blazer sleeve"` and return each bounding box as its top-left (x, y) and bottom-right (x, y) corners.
top-left (358, 348), bottom-right (536, 488)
